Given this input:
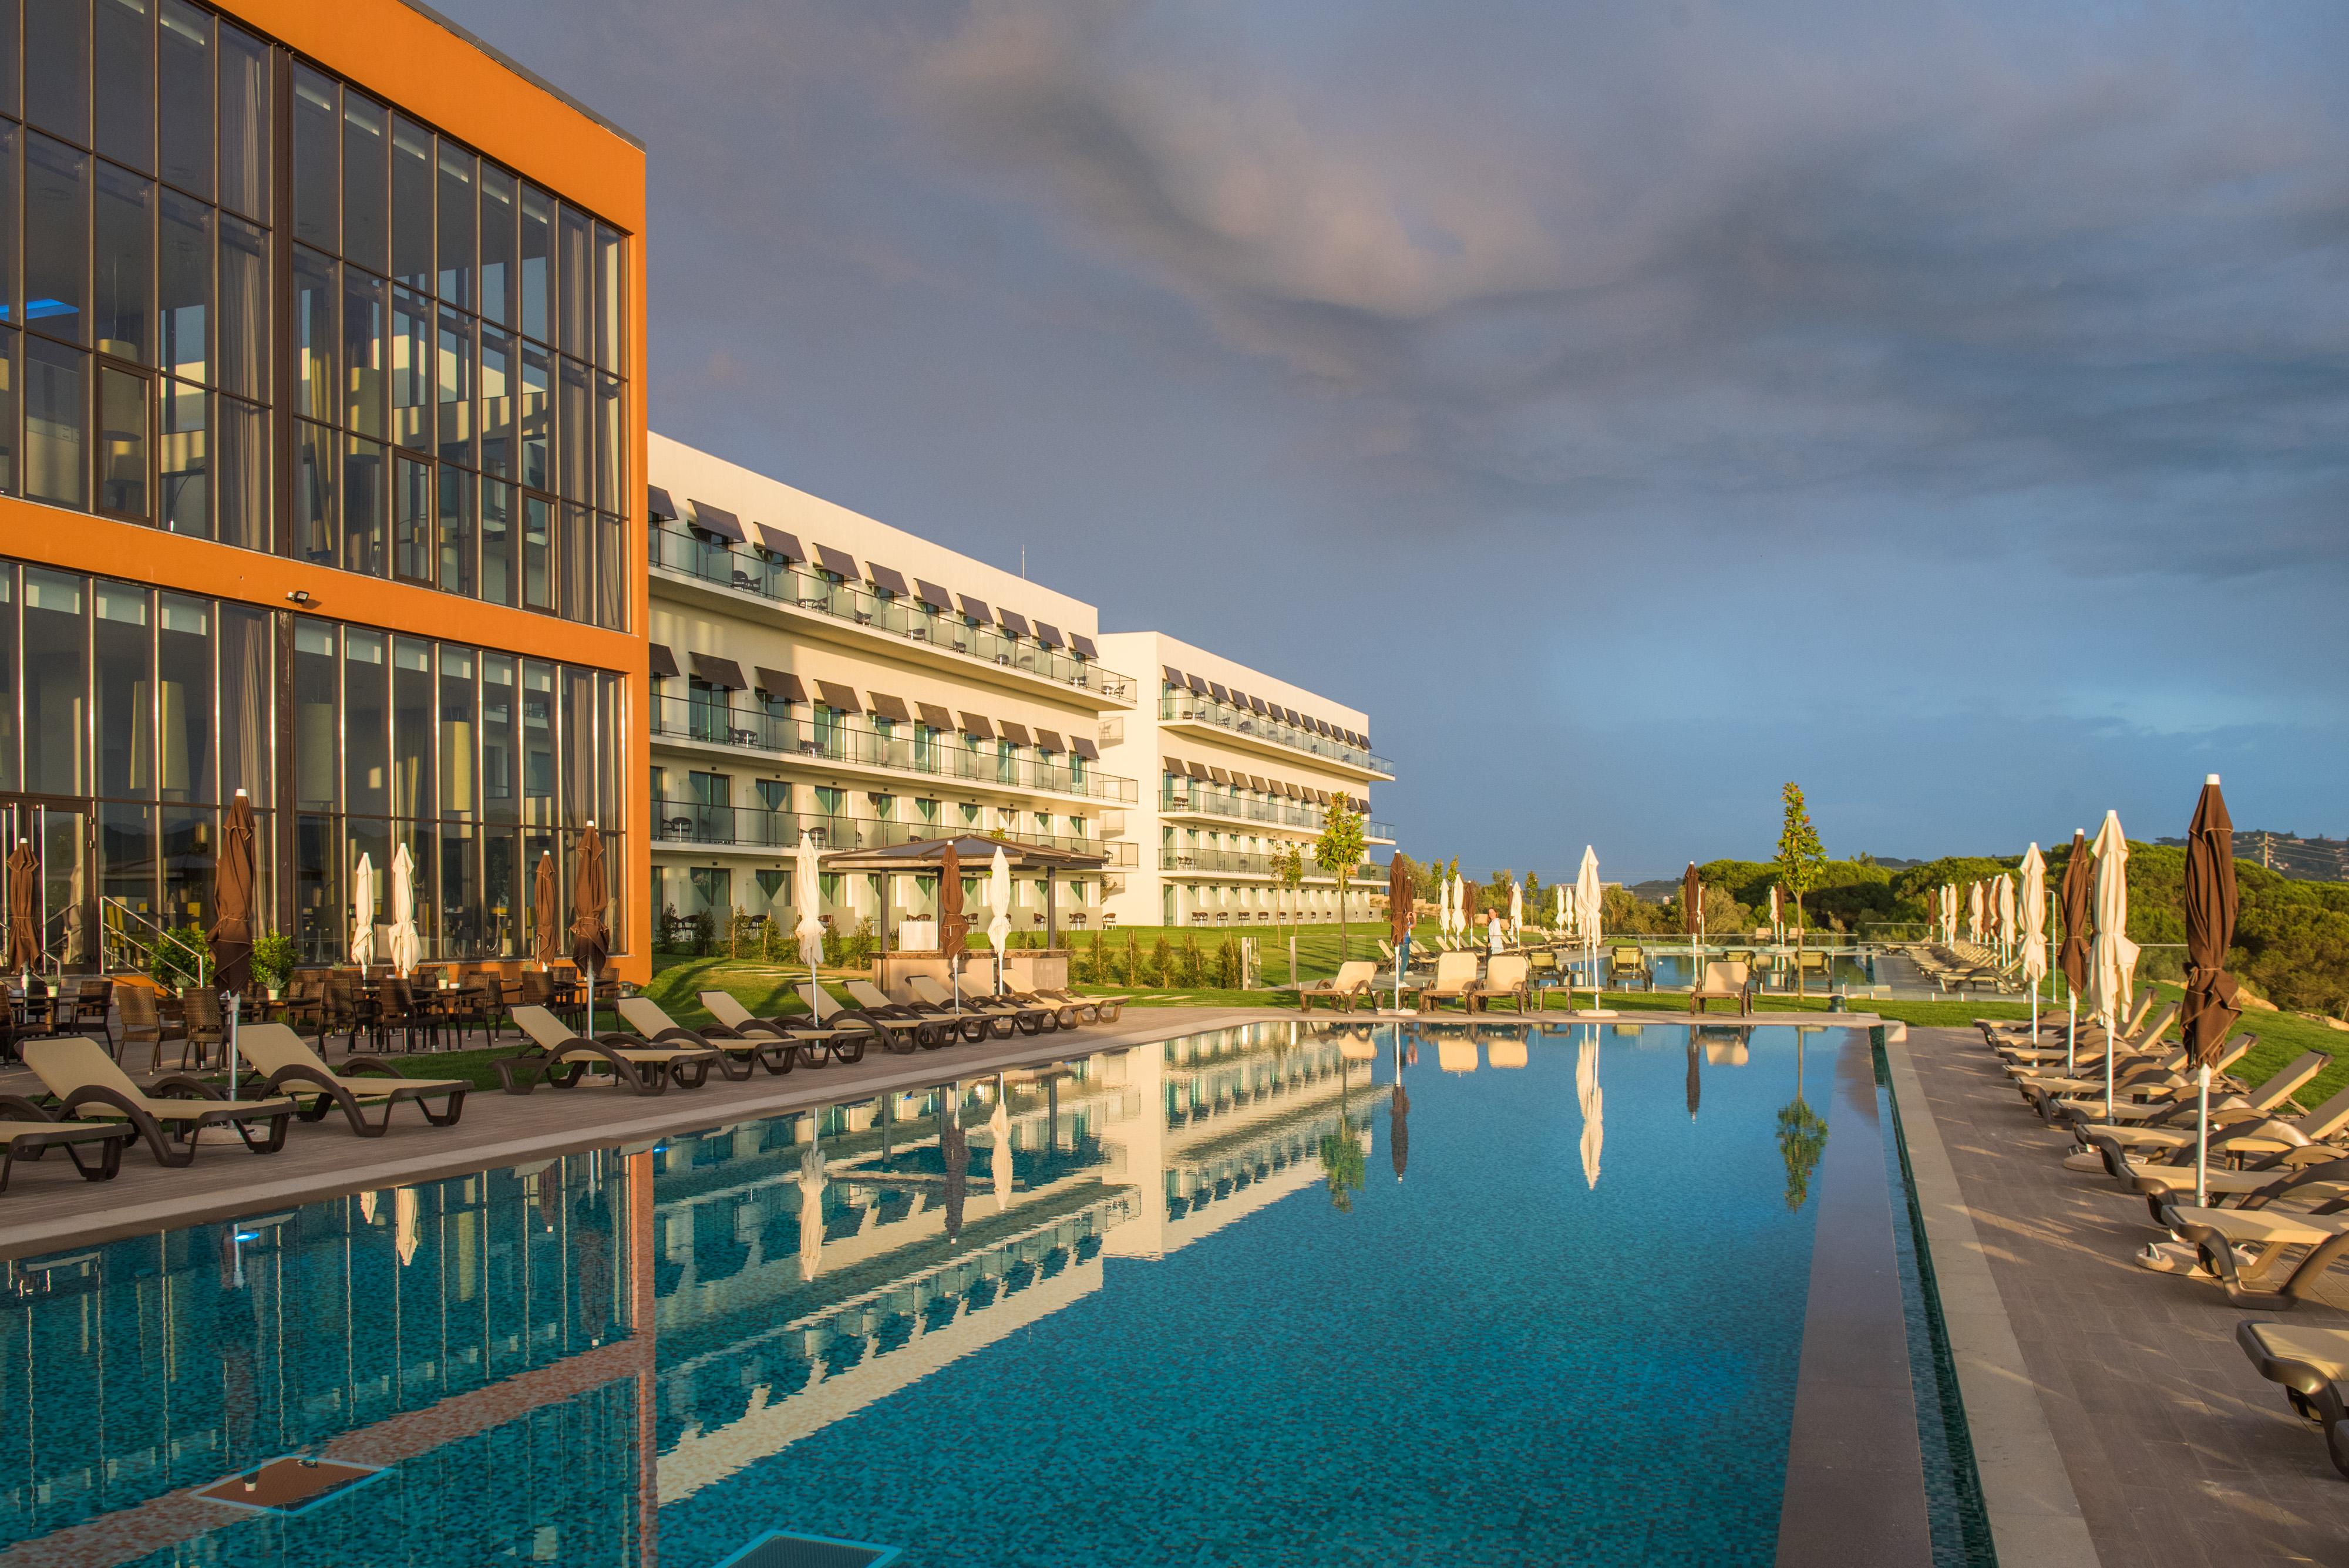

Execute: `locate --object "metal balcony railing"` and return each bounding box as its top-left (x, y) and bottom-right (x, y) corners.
top-left (1159, 692), bottom-right (1392, 775)
top-left (651, 800), bottom-right (1138, 867)
top-left (652, 694), bottom-right (1138, 804)
top-left (1158, 846), bottom-right (1365, 879)
top-left (651, 523), bottom-right (1134, 703)
top-left (1158, 785), bottom-right (1392, 839)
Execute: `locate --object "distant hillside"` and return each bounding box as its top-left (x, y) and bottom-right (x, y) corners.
top-left (2153, 830), bottom-right (2346, 883)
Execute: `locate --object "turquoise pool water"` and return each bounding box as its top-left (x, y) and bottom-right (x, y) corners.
top-left (0, 1021), bottom-right (1907, 1566)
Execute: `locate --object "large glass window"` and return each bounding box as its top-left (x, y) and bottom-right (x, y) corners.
top-left (155, 591), bottom-right (210, 802)
top-left (519, 183), bottom-right (551, 344)
top-left (290, 63), bottom-right (336, 252)
top-left (389, 115), bottom-right (431, 294)
top-left (27, 0), bottom-right (92, 146)
top-left (341, 93), bottom-right (386, 275)
top-left (94, 0), bottom-right (154, 171)
top-left (216, 211), bottom-right (264, 399)
top-left (93, 162), bottom-right (151, 361)
top-left (156, 189), bottom-right (207, 383)
top-left (25, 336), bottom-right (86, 506)
top-left (155, 373), bottom-right (200, 531)
top-left (215, 19), bottom-right (266, 221)
top-left (436, 142), bottom-right (472, 309)
top-left (22, 568), bottom-right (88, 796)
top-left (96, 361), bottom-right (146, 518)
top-left (26, 133), bottom-right (89, 345)
top-left (156, 0), bottom-right (210, 199)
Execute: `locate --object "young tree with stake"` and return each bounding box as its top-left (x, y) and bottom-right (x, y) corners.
top-left (1776, 782), bottom-right (1826, 997)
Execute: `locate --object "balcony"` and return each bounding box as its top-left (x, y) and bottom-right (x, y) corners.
top-left (650, 524), bottom-right (1135, 705)
top-left (1159, 693), bottom-right (1393, 778)
top-left (651, 800), bottom-right (1138, 867)
top-left (1159, 846), bottom-right (1364, 880)
top-left (651, 694), bottom-right (1138, 805)
top-left (1159, 784), bottom-right (1392, 840)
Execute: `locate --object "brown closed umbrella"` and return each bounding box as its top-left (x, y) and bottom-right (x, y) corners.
top-left (939, 842), bottom-right (965, 964)
top-left (1388, 859), bottom-right (1414, 949)
top-left (2056, 831), bottom-right (2092, 997)
top-left (6, 839), bottom-right (39, 973)
top-left (570, 825), bottom-right (608, 977)
top-left (1681, 863), bottom-right (1702, 935)
top-left (531, 852), bottom-right (562, 970)
top-left (2181, 776), bottom-right (2242, 1204)
top-left (1460, 880), bottom-right (1478, 932)
top-left (208, 790), bottom-right (257, 993)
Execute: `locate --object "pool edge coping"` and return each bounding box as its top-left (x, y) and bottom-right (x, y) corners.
top-left (1880, 1028), bottom-right (2102, 1568)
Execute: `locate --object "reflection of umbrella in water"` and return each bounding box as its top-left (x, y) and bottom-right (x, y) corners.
top-left (988, 1089), bottom-right (1014, 1214)
top-left (1577, 1029), bottom-right (1603, 1189)
top-left (797, 1138), bottom-right (827, 1278)
top-left (1388, 1083), bottom-right (1409, 1182)
top-left (358, 1190), bottom-right (378, 1224)
top-left (1687, 1036), bottom-right (1701, 1121)
top-left (941, 1098), bottom-right (968, 1243)
top-left (395, 1187), bottom-right (419, 1266)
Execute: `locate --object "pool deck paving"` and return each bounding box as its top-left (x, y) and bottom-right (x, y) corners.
top-left (1896, 1024), bottom-right (2349, 1568)
top-left (0, 1004), bottom-right (1295, 1262)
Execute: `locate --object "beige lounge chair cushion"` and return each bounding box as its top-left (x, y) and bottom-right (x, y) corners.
top-left (1423, 953), bottom-right (1480, 994)
top-left (23, 1036), bottom-right (297, 1120)
top-left (233, 1023), bottom-right (467, 1096)
top-left (511, 1005), bottom-right (713, 1061)
top-left (1486, 955), bottom-right (1528, 991)
top-left (2244, 1323), bottom-right (2349, 1381)
top-left (2167, 1206), bottom-right (2349, 1249)
top-left (1303, 962), bottom-right (1377, 994)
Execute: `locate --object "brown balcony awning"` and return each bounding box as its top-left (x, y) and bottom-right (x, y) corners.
top-left (1317, 788), bottom-right (1332, 804)
top-left (914, 578), bottom-right (954, 611)
top-left (647, 485), bottom-right (679, 521)
top-left (1248, 775), bottom-right (1267, 792)
top-left (1207, 682), bottom-right (1229, 704)
top-left (958, 593), bottom-right (991, 623)
top-left (1284, 706), bottom-right (1301, 726)
top-left (867, 692), bottom-right (913, 723)
top-left (755, 667), bottom-right (806, 703)
top-left (1250, 696), bottom-right (1269, 715)
top-left (998, 608), bottom-right (1032, 639)
top-left (998, 720), bottom-right (1032, 746)
top-left (1164, 759), bottom-right (1184, 776)
top-left (1033, 621), bottom-right (1064, 648)
top-left (959, 712), bottom-right (994, 739)
top-left (649, 643), bottom-right (680, 678)
top-left (916, 701), bottom-right (955, 730)
top-left (751, 523), bottom-right (803, 561)
top-left (868, 563), bottom-right (912, 597)
top-left (1162, 664), bottom-right (1184, 687)
top-left (687, 500), bottom-right (745, 541)
top-left (689, 653), bottom-right (747, 688)
top-left (1208, 767), bottom-right (1229, 785)
top-left (813, 543), bottom-right (859, 578)
top-left (1187, 674), bottom-right (1210, 696)
top-left (1185, 760), bottom-right (1210, 780)
top-left (1284, 781), bottom-right (1302, 799)
top-left (815, 680), bottom-right (860, 712)
top-left (1227, 688), bottom-right (1247, 711)
top-left (1071, 632), bottom-right (1099, 660)
top-left (1071, 736), bottom-right (1100, 761)
top-left (1034, 728), bottom-right (1065, 753)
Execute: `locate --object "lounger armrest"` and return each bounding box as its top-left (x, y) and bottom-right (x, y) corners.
top-left (261, 1063), bottom-right (346, 1096)
top-left (0, 1092), bottom-right (58, 1122)
top-left (55, 1083), bottom-right (154, 1122)
top-left (2243, 1156), bottom-right (2349, 1212)
top-left (333, 1058), bottom-right (406, 1081)
top-left (149, 1074), bottom-right (230, 1101)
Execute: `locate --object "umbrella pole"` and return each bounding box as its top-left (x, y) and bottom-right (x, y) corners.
top-left (226, 992), bottom-right (239, 1103)
top-left (2196, 1063), bottom-right (2211, 1209)
top-left (2066, 991), bottom-right (2077, 1074)
top-left (2104, 1009), bottom-right (2115, 1119)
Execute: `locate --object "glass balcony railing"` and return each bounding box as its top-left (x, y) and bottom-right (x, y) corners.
top-left (1159, 784), bottom-right (1392, 839)
top-left (1159, 692), bottom-right (1392, 775)
top-left (651, 524), bottom-right (1135, 702)
top-left (652, 800), bottom-right (1138, 867)
top-left (1159, 846), bottom-right (1364, 880)
top-left (651, 694), bottom-right (1138, 804)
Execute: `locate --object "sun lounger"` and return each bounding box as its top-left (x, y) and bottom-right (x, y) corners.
top-left (2031, 1036), bottom-right (2253, 1123)
top-left (1419, 952), bottom-right (1483, 1013)
top-left (2086, 1144), bottom-right (2349, 1226)
top-left (2152, 1200), bottom-right (2349, 1307)
top-left (496, 1005), bottom-right (719, 1095)
top-left (230, 1022), bottom-right (467, 1134)
top-left (695, 991), bottom-right (860, 1066)
top-left (0, 1092), bottom-right (138, 1190)
top-left (844, 981), bottom-right (970, 1045)
top-left (1980, 993), bottom-right (2153, 1048)
top-left (1689, 960), bottom-right (1754, 1015)
top-left (1475, 955), bottom-right (1531, 1013)
top-left (896, 976), bottom-right (1014, 1041)
top-left (2237, 1321), bottom-right (2349, 1478)
top-left (1604, 947), bottom-right (1652, 991)
top-left (2055, 1044), bottom-right (2306, 1142)
top-left (1036, 985), bottom-right (1125, 1023)
top-left (22, 1035), bottom-right (295, 1166)
top-left (800, 982), bottom-right (940, 1051)
top-left (1998, 1001), bottom-right (2175, 1066)
top-left (618, 997), bottom-right (797, 1076)
top-left (1297, 961), bottom-right (1378, 1013)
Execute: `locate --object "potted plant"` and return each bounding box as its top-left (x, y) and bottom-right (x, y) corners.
top-left (252, 933), bottom-right (298, 1000)
top-left (147, 924), bottom-right (209, 993)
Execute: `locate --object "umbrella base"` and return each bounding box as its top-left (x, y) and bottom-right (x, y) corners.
top-left (1576, 1008), bottom-right (1620, 1018)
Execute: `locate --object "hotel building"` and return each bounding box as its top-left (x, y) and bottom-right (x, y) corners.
top-left (1095, 630), bottom-right (1391, 928)
top-left (644, 434), bottom-right (1139, 943)
top-left (0, 0), bottom-right (649, 978)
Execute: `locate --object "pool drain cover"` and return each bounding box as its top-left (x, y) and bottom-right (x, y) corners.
top-left (194, 1456), bottom-right (389, 1514)
top-left (714, 1530), bottom-right (903, 1568)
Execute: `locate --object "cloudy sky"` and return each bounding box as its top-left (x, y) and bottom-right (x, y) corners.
top-left (444, 0), bottom-right (2349, 880)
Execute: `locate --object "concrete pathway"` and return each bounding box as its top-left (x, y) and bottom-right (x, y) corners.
top-left (1900, 1025), bottom-right (2349, 1567)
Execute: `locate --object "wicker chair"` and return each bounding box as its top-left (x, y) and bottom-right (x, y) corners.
top-left (177, 988), bottom-right (228, 1071)
top-left (119, 984), bottom-right (167, 1069)
top-left (70, 979), bottom-right (113, 1038)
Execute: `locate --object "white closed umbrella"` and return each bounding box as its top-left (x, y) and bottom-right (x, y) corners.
top-left (349, 853), bottom-right (377, 968)
top-left (987, 845), bottom-right (1012, 993)
top-left (2019, 845), bottom-right (2048, 1034)
top-left (1554, 883), bottom-right (1567, 938)
top-left (1577, 1028), bottom-right (1604, 1189)
top-left (2088, 810), bottom-right (2139, 1118)
top-left (1509, 881), bottom-right (1523, 947)
top-left (1769, 884), bottom-right (1781, 941)
top-left (1576, 846), bottom-right (1609, 1016)
top-left (794, 831), bottom-right (823, 1001)
top-left (1997, 874), bottom-right (2016, 961)
top-left (388, 843), bottom-right (422, 978)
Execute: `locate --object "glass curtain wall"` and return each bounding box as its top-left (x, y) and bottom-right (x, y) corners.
top-left (0, 556), bottom-right (627, 967)
top-left (0, 0), bottom-right (631, 631)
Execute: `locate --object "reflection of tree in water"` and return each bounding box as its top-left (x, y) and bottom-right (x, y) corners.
top-left (1776, 1034), bottom-right (1828, 1210)
top-left (1320, 1114), bottom-right (1367, 1213)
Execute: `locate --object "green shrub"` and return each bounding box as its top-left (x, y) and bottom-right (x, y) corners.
top-left (1124, 929), bottom-right (1141, 986)
top-left (1210, 938), bottom-right (1239, 988)
top-left (148, 924), bottom-right (210, 991)
top-left (1179, 932), bottom-right (1204, 987)
top-left (1086, 928), bottom-right (1107, 984)
top-left (251, 931), bottom-right (298, 992)
top-left (1149, 935), bottom-right (1172, 987)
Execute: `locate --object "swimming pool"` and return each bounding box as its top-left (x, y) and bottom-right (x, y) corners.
top-left (0, 1019), bottom-right (1970, 1567)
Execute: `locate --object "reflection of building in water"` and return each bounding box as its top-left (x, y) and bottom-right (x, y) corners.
top-left (0, 1153), bottom-right (649, 1566)
top-left (652, 1022), bottom-right (1381, 1502)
